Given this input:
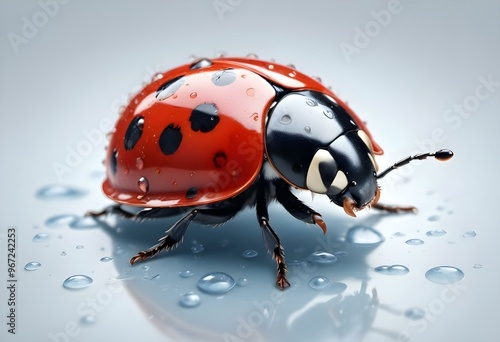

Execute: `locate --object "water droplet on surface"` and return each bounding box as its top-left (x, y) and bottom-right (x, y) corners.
top-left (242, 250), bottom-right (258, 258)
top-left (246, 53), bottom-right (259, 59)
top-left (36, 185), bottom-right (86, 200)
top-left (427, 215), bottom-right (440, 222)
top-left (305, 98), bottom-right (318, 107)
top-left (246, 88), bottom-right (255, 97)
top-left (236, 278), bottom-right (249, 287)
top-left (100, 256), bottom-right (113, 262)
top-left (312, 76), bottom-right (322, 83)
top-left (323, 109), bottom-right (333, 119)
top-left (191, 244), bottom-right (205, 254)
top-left (141, 265), bottom-right (149, 271)
top-left (404, 307), bottom-right (425, 320)
top-left (308, 251), bottom-right (338, 265)
top-left (32, 232), bottom-right (50, 242)
top-left (463, 230), bottom-right (476, 238)
top-left (138, 176), bottom-right (149, 193)
top-left (304, 126), bottom-right (311, 134)
top-left (309, 276), bottom-right (331, 290)
top-left (69, 216), bottom-right (99, 229)
top-left (179, 292), bottom-right (201, 308)
top-left (280, 114), bottom-right (292, 124)
top-left (63, 275), bottom-right (93, 289)
top-left (426, 229), bottom-right (447, 237)
top-left (76, 245), bottom-right (84, 250)
top-left (60, 251), bottom-right (67, 256)
top-left (136, 157), bottom-right (144, 170)
top-left (346, 226), bottom-right (384, 245)
top-left (473, 264), bottom-right (483, 269)
top-left (80, 315), bottom-right (96, 325)
top-left (268, 64), bottom-right (275, 70)
top-left (197, 272), bottom-right (235, 294)
top-left (45, 214), bottom-right (78, 228)
top-left (190, 92), bottom-right (197, 99)
top-left (179, 270), bottom-right (194, 278)
top-left (406, 239), bottom-right (424, 246)
top-left (425, 266), bottom-right (464, 284)
top-left (24, 262), bottom-right (41, 271)
top-left (374, 265), bottom-right (410, 275)
top-left (393, 232), bottom-right (406, 237)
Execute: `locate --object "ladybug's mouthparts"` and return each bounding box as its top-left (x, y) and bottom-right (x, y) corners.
top-left (343, 197), bottom-right (357, 217)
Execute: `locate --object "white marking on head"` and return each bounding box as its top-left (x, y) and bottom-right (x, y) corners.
top-left (263, 161), bottom-right (280, 181)
top-left (367, 153), bottom-right (379, 172)
top-left (358, 130), bottom-right (373, 152)
top-left (329, 170), bottom-right (348, 195)
top-left (358, 130), bottom-right (378, 171)
top-left (306, 149), bottom-right (333, 193)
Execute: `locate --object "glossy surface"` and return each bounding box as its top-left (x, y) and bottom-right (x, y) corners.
top-left (103, 57), bottom-right (383, 208)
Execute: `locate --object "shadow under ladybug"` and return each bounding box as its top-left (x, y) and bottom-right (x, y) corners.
top-left (87, 57), bottom-right (454, 289)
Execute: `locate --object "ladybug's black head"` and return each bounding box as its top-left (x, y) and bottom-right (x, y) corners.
top-left (306, 130), bottom-right (380, 216)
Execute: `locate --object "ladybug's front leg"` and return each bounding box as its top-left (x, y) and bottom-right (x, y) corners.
top-left (256, 180), bottom-right (290, 289)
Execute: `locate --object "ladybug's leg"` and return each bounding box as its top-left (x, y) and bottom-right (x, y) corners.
top-left (130, 210), bottom-right (198, 264)
top-left (256, 180), bottom-right (290, 289)
top-left (274, 180), bottom-right (327, 234)
top-left (86, 204), bottom-right (136, 219)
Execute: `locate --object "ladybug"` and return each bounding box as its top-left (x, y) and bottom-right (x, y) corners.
top-left (88, 57), bottom-right (453, 289)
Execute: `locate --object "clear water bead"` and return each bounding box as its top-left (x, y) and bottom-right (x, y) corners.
top-left (374, 265), bottom-right (410, 275)
top-left (63, 275), bottom-right (93, 289)
top-left (308, 251), bottom-right (338, 265)
top-left (405, 239), bottom-right (424, 246)
top-left (197, 272), bottom-right (235, 294)
top-left (309, 276), bottom-right (331, 290)
top-left (426, 229), bottom-right (447, 237)
top-left (425, 266), bottom-right (464, 284)
top-left (24, 262), bottom-right (41, 271)
top-left (179, 292), bottom-right (201, 308)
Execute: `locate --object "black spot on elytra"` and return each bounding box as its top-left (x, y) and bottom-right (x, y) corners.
top-left (159, 124), bottom-right (183, 155)
top-left (190, 103), bottom-right (220, 133)
top-left (190, 58), bottom-right (213, 70)
top-left (156, 75), bottom-right (184, 100)
top-left (124, 116), bottom-right (144, 150)
top-left (186, 187), bottom-right (198, 199)
top-left (213, 151), bottom-right (227, 168)
top-left (211, 69), bottom-right (236, 86)
top-left (110, 149), bottom-right (118, 175)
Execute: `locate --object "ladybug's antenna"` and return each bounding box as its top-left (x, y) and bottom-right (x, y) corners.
top-left (376, 149), bottom-right (454, 179)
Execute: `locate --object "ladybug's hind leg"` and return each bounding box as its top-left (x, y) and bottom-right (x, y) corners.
top-left (86, 204), bottom-right (136, 219)
top-left (130, 209), bottom-right (197, 264)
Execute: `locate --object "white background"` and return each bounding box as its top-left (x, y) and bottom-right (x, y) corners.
top-left (1, 1), bottom-right (499, 341)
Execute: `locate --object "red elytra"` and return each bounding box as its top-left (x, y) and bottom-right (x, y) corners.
top-left (102, 57), bottom-right (383, 208)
